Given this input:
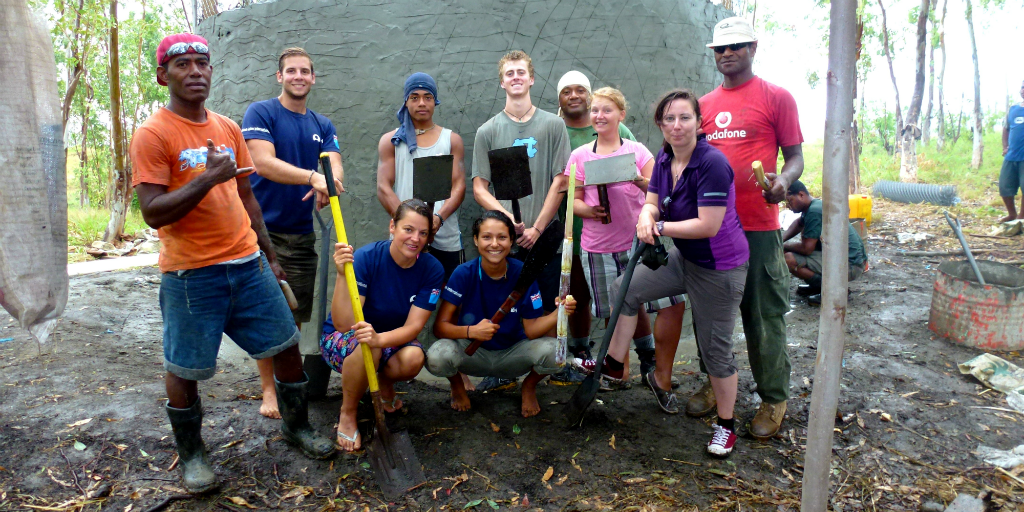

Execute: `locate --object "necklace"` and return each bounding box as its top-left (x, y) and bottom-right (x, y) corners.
top-left (415, 124), bottom-right (436, 135)
top-left (503, 105), bottom-right (535, 122)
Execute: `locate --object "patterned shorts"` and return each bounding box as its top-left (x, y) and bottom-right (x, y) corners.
top-left (319, 329), bottom-right (423, 374)
top-left (581, 246), bottom-right (685, 319)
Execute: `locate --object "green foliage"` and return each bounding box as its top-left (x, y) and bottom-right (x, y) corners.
top-left (30, 0), bottom-right (184, 215)
top-left (67, 207), bottom-right (149, 261)
top-left (800, 131), bottom-right (1007, 214)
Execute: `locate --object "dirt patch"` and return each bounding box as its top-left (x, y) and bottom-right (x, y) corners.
top-left (2, 201), bottom-right (1023, 511)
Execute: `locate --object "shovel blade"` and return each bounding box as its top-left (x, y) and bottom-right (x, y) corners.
top-left (564, 374), bottom-right (602, 428)
top-left (366, 428), bottom-right (425, 500)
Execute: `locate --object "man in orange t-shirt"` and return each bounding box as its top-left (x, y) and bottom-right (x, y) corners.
top-left (694, 18), bottom-right (805, 441)
top-left (130, 34), bottom-right (334, 494)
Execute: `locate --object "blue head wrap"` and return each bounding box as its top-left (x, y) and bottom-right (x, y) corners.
top-left (391, 72), bottom-right (440, 153)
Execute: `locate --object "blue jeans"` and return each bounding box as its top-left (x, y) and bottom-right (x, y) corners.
top-left (159, 253), bottom-right (299, 380)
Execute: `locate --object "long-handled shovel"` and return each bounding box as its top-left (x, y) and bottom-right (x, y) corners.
top-left (319, 153), bottom-right (425, 500)
top-left (565, 240), bottom-right (647, 428)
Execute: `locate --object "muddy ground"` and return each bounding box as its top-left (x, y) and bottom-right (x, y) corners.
top-left (2, 199), bottom-right (1024, 512)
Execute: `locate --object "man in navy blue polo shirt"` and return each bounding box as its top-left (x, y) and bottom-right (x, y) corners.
top-left (241, 47), bottom-right (343, 419)
top-left (1000, 80), bottom-right (1024, 222)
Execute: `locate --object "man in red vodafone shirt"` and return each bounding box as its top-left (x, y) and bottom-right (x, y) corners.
top-left (694, 17), bottom-right (805, 440)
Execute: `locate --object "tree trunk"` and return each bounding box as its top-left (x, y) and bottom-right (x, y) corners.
top-left (78, 87), bottom-right (91, 208)
top-left (102, 0), bottom-right (129, 243)
top-left (899, 0), bottom-right (930, 183)
top-left (936, 0), bottom-right (948, 151)
top-left (965, 0), bottom-right (983, 169)
top-left (922, 14), bottom-right (936, 146)
top-left (800, 0), bottom-right (856, 509)
top-left (952, 95), bottom-right (964, 146)
top-left (878, 0), bottom-right (903, 154)
top-left (60, 0), bottom-right (86, 132)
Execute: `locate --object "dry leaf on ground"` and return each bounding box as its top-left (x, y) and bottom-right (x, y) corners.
top-left (542, 466), bottom-right (553, 482)
top-left (609, 434), bottom-right (616, 450)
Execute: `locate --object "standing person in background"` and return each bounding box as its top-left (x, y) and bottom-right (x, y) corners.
top-left (133, 35), bottom-right (334, 493)
top-left (698, 17), bottom-right (804, 440)
top-left (999, 80), bottom-right (1024, 222)
top-left (241, 47), bottom-right (344, 415)
top-left (377, 72), bottom-right (466, 281)
top-left (471, 50), bottom-right (572, 391)
top-left (564, 86), bottom-right (685, 390)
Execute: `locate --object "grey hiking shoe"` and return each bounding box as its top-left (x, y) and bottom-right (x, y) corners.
top-left (478, 377), bottom-right (517, 392)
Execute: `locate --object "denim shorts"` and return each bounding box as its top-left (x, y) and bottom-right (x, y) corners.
top-left (159, 253), bottom-right (300, 380)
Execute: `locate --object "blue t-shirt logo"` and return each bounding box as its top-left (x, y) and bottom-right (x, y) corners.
top-left (513, 137), bottom-right (538, 158)
top-left (429, 289), bottom-right (441, 304)
top-left (1015, 117), bottom-right (1024, 125)
top-left (530, 291), bottom-right (542, 310)
top-left (313, 133), bottom-right (323, 143)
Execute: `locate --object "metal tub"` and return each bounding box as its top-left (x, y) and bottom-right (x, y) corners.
top-left (929, 260), bottom-right (1024, 351)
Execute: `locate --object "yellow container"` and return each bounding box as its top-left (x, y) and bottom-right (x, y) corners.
top-left (849, 194), bottom-right (872, 226)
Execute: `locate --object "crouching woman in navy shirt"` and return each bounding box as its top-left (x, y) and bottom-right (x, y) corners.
top-left (426, 211), bottom-right (576, 418)
top-left (323, 199), bottom-right (444, 452)
top-left (606, 90), bottom-right (749, 457)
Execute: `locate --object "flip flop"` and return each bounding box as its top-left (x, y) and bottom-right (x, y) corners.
top-left (334, 428), bottom-right (361, 453)
top-left (382, 395), bottom-right (403, 412)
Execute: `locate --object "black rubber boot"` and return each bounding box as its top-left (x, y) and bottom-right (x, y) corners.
top-left (636, 348), bottom-right (656, 377)
top-left (275, 375), bottom-right (336, 460)
top-left (302, 354), bottom-right (332, 401)
top-left (165, 398), bottom-right (219, 494)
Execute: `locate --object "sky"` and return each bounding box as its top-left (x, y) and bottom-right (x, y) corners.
top-left (744, 0), bottom-right (1024, 142)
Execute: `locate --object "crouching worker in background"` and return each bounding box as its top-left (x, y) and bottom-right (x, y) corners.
top-left (132, 34), bottom-right (334, 495)
top-left (322, 199), bottom-right (444, 452)
top-left (783, 180), bottom-right (868, 306)
top-left (426, 211), bottom-right (577, 418)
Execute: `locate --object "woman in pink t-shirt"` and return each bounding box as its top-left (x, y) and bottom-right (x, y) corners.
top-left (563, 87), bottom-right (685, 389)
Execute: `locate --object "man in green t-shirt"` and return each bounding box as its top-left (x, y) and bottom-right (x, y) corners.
top-left (782, 180), bottom-right (867, 306)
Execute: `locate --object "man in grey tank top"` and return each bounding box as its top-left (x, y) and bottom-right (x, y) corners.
top-left (377, 72), bottom-right (467, 280)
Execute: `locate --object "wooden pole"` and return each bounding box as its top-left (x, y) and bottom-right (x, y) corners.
top-left (800, 0), bottom-right (857, 510)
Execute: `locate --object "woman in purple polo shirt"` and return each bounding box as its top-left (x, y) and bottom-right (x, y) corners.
top-left (605, 89), bottom-right (749, 457)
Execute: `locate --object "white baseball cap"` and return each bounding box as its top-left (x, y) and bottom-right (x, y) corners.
top-left (557, 70), bottom-right (592, 95)
top-left (706, 17), bottom-right (757, 48)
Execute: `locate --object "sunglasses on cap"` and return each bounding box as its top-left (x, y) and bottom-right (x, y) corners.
top-left (165, 41), bottom-right (209, 60)
top-left (712, 42), bottom-right (750, 54)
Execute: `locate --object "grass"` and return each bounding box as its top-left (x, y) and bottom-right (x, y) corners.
top-left (67, 207), bottom-right (149, 262)
top-left (797, 131), bottom-right (1008, 220)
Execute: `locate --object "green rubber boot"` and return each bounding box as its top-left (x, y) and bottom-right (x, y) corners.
top-left (165, 398), bottom-right (219, 494)
top-left (276, 375), bottom-right (336, 459)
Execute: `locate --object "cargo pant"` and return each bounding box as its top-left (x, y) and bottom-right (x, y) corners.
top-left (697, 230), bottom-right (791, 404)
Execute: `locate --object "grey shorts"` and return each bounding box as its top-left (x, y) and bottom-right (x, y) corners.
top-left (269, 231), bottom-right (318, 324)
top-left (425, 337), bottom-right (561, 380)
top-left (610, 246), bottom-right (747, 378)
top-left (794, 251), bottom-right (865, 281)
top-left (1000, 160), bottom-right (1024, 197)
top-left (580, 246), bottom-right (685, 318)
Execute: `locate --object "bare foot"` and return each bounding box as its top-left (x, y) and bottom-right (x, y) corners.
top-left (1017, 214), bottom-right (1024, 221)
top-left (335, 411), bottom-right (361, 452)
top-left (521, 389), bottom-right (541, 417)
top-left (259, 390), bottom-right (280, 419)
top-left (448, 375), bottom-right (472, 411)
top-left (461, 373), bottom-right (476, 391)
top-left (379, 383), bottom-right (403, 413)
top-left (520, 371), bottom-right (544, 418)
top-left (999, 214), bottom-right (1017, 223)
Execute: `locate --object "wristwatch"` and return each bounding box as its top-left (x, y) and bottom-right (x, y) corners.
top-left (434, 213), bottom-right (444, 227)
top-left (656, 220), bottom-right (665, 234)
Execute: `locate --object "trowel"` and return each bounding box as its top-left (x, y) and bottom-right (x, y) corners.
top-left (583, 153), bottom-right (638, 224)
top-left (488, 145), bottom-right (532, 224)
top-left (412, 154), bottom-right (454, 211)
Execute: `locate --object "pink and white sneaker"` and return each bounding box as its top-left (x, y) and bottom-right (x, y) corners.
top-left (572, 357), bottom-right (597, 375)
top-left (707, 423), bottom-right (736, 458)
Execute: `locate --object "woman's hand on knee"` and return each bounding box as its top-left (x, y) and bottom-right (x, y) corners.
top-left (353, 321), bottom-right (383, 348)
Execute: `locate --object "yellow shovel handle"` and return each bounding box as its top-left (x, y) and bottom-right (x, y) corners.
top-left (322, 154), bottom-right (380, 394)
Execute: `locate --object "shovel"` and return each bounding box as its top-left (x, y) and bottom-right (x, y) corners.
top-left (944, 211), bottom-right (986, 285)
top-left (319, 152), bottom-right (425, 500)
top-left (565, 240), bottom-right (647, 428)
top-left (583, 152), bottom-right (638, 225)
top-left (413, 154), bottom-right (454, 218)
top-left (488, 145), bottom-right (532, 224)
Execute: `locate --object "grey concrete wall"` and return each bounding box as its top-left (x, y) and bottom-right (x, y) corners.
top-left (198, 0), bottom-right (729, 349)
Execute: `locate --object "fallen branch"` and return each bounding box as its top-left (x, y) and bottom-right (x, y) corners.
top-left (142, 494), bottom-right (190, 512)
top-left (900, 249), bottom-right (1024, 256)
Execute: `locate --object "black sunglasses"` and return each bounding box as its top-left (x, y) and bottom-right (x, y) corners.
top-left (713, 42), bottom-right (750, 54)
